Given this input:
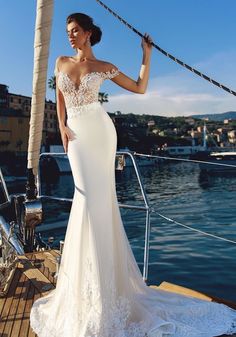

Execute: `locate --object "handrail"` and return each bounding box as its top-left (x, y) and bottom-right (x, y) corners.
top-left (40, 195), bottom-right (147, 210)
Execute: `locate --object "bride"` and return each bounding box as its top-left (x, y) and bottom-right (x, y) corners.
top-left (30, 12), bottom-right (236, 337)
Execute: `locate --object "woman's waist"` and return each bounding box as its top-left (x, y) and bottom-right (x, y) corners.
top-left (66, 101), bottom-right (104, 118)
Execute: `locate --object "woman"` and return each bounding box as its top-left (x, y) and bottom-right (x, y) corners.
top-left (30, 12), bottom-right (236, 337)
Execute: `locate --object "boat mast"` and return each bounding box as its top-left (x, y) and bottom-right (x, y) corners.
top-left (203, 122), bottom-right (207, 150)
top-left (26, 0), bottom-right (54, 199)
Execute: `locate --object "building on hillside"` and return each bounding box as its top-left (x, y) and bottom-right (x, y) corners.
top-left (0, 83), bottom-right (59, 154)
top-left (0, 108), bottom-right (29, 154)
top-left (147, 120), bottom-right (155, 127)
top-left (185, 117), bottom-right (195, 126)
top-left (228, 130), bottom-right (236, 144)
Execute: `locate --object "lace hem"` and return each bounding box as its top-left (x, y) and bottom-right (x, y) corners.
top-left (30, 253), bottom-right (151, 337)
top-left (30, 294), bottom-right (236, 337)
top-left (30, 266), bottom-right (236, 337)
top-left (30, 289), bottom-right (151, 337)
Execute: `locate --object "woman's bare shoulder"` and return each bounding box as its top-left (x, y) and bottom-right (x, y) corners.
top-left (97, 60), bottom-right (119, 71)
top-left (54, 56), bottom-right (68, 75)
top-left (55, 56), bottom-right (70, 67)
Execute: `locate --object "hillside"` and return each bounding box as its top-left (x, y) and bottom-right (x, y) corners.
top-left (191, 111), bottom-right (236, 121)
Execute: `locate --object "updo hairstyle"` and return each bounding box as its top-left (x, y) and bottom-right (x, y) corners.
top-left (66, 13), bottom-right (102, 46)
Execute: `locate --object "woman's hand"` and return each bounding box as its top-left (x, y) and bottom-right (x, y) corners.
top-left (141, 32), bottom-right (153, 55)
top-left (60, 125), bottom-right (74, 153)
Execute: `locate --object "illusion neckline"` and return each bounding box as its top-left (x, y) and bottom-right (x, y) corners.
top-left (58, 68), bottom-right (118, 90)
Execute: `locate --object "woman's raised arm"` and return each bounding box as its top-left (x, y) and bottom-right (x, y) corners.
top-left (110, 33), bottom-right (153, 94)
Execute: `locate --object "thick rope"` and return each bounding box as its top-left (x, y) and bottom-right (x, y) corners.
top-left (95, 0), bottom-right (236, 97)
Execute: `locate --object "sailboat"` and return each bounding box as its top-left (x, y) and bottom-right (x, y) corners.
top-left (0, 1), bottom-right (236, 336)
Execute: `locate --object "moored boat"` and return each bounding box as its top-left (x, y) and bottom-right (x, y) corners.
top-left (198, 151), bottom-right (236, 172)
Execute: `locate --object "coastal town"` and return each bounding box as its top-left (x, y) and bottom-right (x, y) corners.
top-left (0, 81), bottom-right (235, 162)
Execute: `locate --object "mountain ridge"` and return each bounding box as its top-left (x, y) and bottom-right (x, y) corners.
top-left (190, 111), bottom-right (236, 121)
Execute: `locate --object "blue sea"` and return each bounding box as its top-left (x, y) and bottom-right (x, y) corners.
top-left (6, 161), bottom-right (236, 302)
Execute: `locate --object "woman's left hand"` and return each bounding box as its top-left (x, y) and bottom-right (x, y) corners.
top-left (141, 32), bottom-right (153, 55)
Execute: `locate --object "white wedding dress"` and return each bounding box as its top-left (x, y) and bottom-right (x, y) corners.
top-left (30, 64), bottom-right (236, 337)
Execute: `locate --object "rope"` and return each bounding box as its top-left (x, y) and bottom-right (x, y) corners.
top-left (133, 152), bottom-right (236, 168)
top-left (95, 0), bottom-right (236, 97)
top-left (151, 208), bottom-right (236, 245)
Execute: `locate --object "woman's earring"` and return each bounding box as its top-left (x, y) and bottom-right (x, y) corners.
top-left (87, 36), bottom-right (91, 46)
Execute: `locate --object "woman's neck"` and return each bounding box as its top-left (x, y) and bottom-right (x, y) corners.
top-left (74, 49), bottom-right (96, 62)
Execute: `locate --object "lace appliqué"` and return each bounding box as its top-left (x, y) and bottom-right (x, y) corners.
top-left (66, 102), bottom-right (102, 119)
top-left (56, 68), bottom-right (120, 110)
top-left (30, 253), bottom-right (236, 337)
top-left (30, 253), bottom-right (149, 337)
top-left (168, 302), bottom-right (236, 337)
top-left (80, 256), bottom-right (149, 337)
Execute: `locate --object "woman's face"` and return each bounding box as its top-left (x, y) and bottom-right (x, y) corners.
top-left (66, 21), bottom-right (91, 49)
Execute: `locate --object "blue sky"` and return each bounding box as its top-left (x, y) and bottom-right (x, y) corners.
top-left (1, 0), bottom-right (235, 116)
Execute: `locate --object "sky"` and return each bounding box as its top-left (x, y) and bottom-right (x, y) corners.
top-left (0, 0), bottom-right (235, 117)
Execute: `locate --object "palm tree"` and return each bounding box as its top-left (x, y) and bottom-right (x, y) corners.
top-left (48, 75), bottom-right (56, 102)
top-left (98, 92), bottom-right (109, 104)
top-left (48, 75), bottom-right (58, 134)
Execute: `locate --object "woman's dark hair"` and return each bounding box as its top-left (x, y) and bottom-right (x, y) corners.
top-left (66, 13), bottom-right (102, 46)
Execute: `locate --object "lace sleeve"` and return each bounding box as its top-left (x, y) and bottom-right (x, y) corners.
top-left (104, 67), bottom-right (120, 79)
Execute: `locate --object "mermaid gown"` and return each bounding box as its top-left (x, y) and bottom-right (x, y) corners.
top-left (30, 65), bottom-right (236, 337)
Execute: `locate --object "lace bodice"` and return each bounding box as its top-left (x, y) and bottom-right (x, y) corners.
top-left (54, 68), bottom-right (120, 109)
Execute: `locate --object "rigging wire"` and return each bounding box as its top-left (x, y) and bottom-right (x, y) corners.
top-left (151, 207), bottom-right (236, 245)
top-left (133, 152), bottom-right (236, 168)
top-left (95, 0), bottom-right (236, 97)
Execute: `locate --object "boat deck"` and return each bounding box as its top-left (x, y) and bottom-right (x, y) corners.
top-left (0, 249), bottom-right (235, 337)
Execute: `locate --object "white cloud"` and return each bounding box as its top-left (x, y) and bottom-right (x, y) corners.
top-left (105, 51), bottom-right (236, 117)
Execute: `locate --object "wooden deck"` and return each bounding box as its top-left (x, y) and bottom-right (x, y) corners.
top-left (0, 249), bottom-right (59, 337)
top-left (0, 249), bottom-right (235, 337)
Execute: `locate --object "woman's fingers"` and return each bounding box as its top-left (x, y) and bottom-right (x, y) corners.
top-left (61, 130), bottom-right (69, 153)
top-left (62, 135), bottom-right (68, 153)
top-left (64, 127), bottom-right (72, 140)
top-left (141, 32), bottom-right (153, 53)
top-left (60, 126), bottom-right (75, 153)
top-left (144, 32), bottom-right (153, 45)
